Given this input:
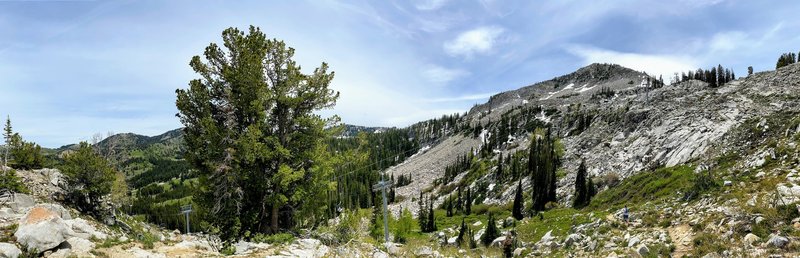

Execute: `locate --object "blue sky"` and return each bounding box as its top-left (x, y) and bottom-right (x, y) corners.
top-left (1, 0), bottom-right (799, 147)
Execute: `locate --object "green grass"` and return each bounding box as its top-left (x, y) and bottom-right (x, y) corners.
top-left (515, 208), bottom-right (598, 243)
top-left (588, 165), bottom-right (696, 210)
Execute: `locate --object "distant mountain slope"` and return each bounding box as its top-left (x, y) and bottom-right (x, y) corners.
top-left (387, 62), bottom-right (800, 214)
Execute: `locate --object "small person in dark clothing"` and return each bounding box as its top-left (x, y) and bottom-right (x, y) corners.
top-left (623, 206), bottom-right (629, 223)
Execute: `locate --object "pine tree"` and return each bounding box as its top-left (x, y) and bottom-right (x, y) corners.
top-left (465, 187), bottom-right (472, 215)
top-left (482, 213), bottom-right (500, 246)
top-left (60, 142), bottom-right (115, 215)
top-left (496, 153), bottom-right (504, 182)
top-left (418, 193), bottom-right (428, 232)
top-left (748, 66), bottom-right (753, 76)
top-left (456, 218), bottom-right (467, 246)
top-left (426, 200), bottom-right (436, 232)
top-left (573, 159), bottom-right (589, 208)
top-left (529, 128), bottom-right (560, 212)
top-left (446, 195), bottom-right (453, 217)
top-left (175, 26), bottom-right (339, 238)
top-left (512, 180), bottom-right (524, 220)
top-left (456, 187), bottom-right (462, 213)
top-left (2, 116), bottom-right (11, 170)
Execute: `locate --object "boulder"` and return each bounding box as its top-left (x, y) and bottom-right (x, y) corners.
top-left (414, 246), bottom-right (434, 257)
top-left (14, 205), bottom-right (75, 253)
top-left (539, 230), bottom-right (555, 243)
top-left (473, 228), bottom-right (485, 242)
top-left (628, 236), bottom-right (641, 247)
top-left (447, 236), bottom-right (457, 245)
top-left (384, 242), bottom-right (402, 256)
top-left (7, 193), bottom-right (35, 213)
top-left (0, 243), bottom-right (21, 258)
top-left (15, 218), bottom-right (72, 253)
top-left (513, 247), bottom-right (526, 256)
top-left (0, 207), bottom-right (20, 221)
top-left (472, 221), bottom-right (482, 227)
top-left (491, 236), bottom-right (506, 247)
top-left (564, 233), bottom-right (582, 247)
top-left (723, 181), bottom-right (733, 186)
top-left (767, 234), bottom-right (789, 248)
top-left (743, 233), bottom-right (760, 246)
top-left (64, 218), bottom-right (98, 239)
top-left (635, 244), bottom-right (649, 256)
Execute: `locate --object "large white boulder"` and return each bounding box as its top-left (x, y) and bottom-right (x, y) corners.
top-left (14, 204), bottom-right (75, 253)
top-left (0, 243), bottom-right (21, 258)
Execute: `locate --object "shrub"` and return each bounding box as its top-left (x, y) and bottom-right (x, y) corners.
top-left (8, 134), bottom-right (43, 170)
top-left (60, 142), bottom-right (115, 215)
top-left (393, 208), bottom-right (414, 243)
top-left (251, 233), bottom-right (295, 244)
top-left (0, 169), bottom-right (28, 193)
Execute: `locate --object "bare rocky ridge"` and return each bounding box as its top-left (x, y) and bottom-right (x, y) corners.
top-left (388, 62), bottom-right (800, 210)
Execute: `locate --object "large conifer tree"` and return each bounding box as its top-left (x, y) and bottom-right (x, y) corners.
top-left (176, 26), bottom-right (339, 238)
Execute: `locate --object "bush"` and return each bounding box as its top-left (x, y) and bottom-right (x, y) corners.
top-left (0, 169), bottom-right (28, 193)
top-left (9, 134), bottom-right (44, 170)
top-left (251, 232), bottom-right (295, 244)
top-left (393, 208), bottom-right (414, 243)
top-left (60, 142), bottom-right (115, 215)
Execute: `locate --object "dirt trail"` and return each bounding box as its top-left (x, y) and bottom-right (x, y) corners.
top-left (668, 224), bottom-right (693, 258)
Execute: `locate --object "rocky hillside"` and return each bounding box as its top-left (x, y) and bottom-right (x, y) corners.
top-left (388, 62), bottom-right (800, 209)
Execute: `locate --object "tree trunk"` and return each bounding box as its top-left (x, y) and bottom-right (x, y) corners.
top-left (270, 204), bottom-right (279, 233)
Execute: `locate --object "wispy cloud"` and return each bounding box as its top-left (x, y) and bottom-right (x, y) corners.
top-left (444, 26), bottom-right (505, 58)
top-left (423, 93), bottom-right (493, 103)
top-left (422, 65), bottom-right (468, 84)
top-left (413, 0), bottom-right (449, 11)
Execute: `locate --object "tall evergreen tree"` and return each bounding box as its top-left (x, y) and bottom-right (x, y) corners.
top-left (572, 160), bottom-right (589, 208)
top-left (465, 187), bottom-right (472, 215)
top-left (426, 200), bottom-right (436, 232)
top-left (529, 128), bottom-right (560, 212)
top-left (418, 193), bottom-right (428, 232)
top-left (512, 180), bottom-right (524, 220)
top-left (175, 26), bottom-right (339, 238)
top-left (482, 213), bottom-right (499, 246)
top-left (456, 218), bottom-right (467, 247)
top-left (2, 116), bottom-right (11, 170)
top-left (748, 66), bottom-right (753, 76)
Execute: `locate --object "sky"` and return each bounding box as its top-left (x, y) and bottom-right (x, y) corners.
top-left (1, 0), bottom-right (799, 147)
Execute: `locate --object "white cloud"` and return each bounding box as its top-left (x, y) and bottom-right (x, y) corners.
top-left (567, 45), bottom-right (699, 79)
top-left (709, 31), bottom-right (749, 52)
top-left (422, 65), bottom-right (469, 84)
top-left (413, 0), bottom-right (450, 11)
top-left (444, 26), bottom-right (505, 58)
top-left (423, 93), bottom-right (493, 103)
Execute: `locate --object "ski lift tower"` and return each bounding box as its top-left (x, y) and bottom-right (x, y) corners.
top-left (372, 172), bottom-right (393, 242)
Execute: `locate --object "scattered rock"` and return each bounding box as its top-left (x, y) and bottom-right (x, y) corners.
top-left (491, 236), bottom-right (506, 247)
top-left (628, 236), bottom-right (641, 247)
top-left (0, 243), bottom-right (21, 258)
top-left (635, 244), bottom-right (649, 256)
top-left (384, 242), bottom-right (402, 256)
top-left (744, 233), bottom-right (760, 246)
top-left (723, 181), bottom-right (733, 186)
top-left (129, 247), bottom-right (166, 258)
top-left (767, 234), bottom-right (789, 248)
top-left (513, 247), bottom-right (526, 256)
top-left (472, 221), bottom-right (482, 227)
top-left (564, 233), bottom-right (582, 247)
top-left (414, 246), bottom-right (434, 257)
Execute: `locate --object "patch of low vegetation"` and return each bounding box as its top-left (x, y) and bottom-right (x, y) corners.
top-left (589, 165), bottom-right (714, 210)
top-left (515, 208), bottom-right (596, 242)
